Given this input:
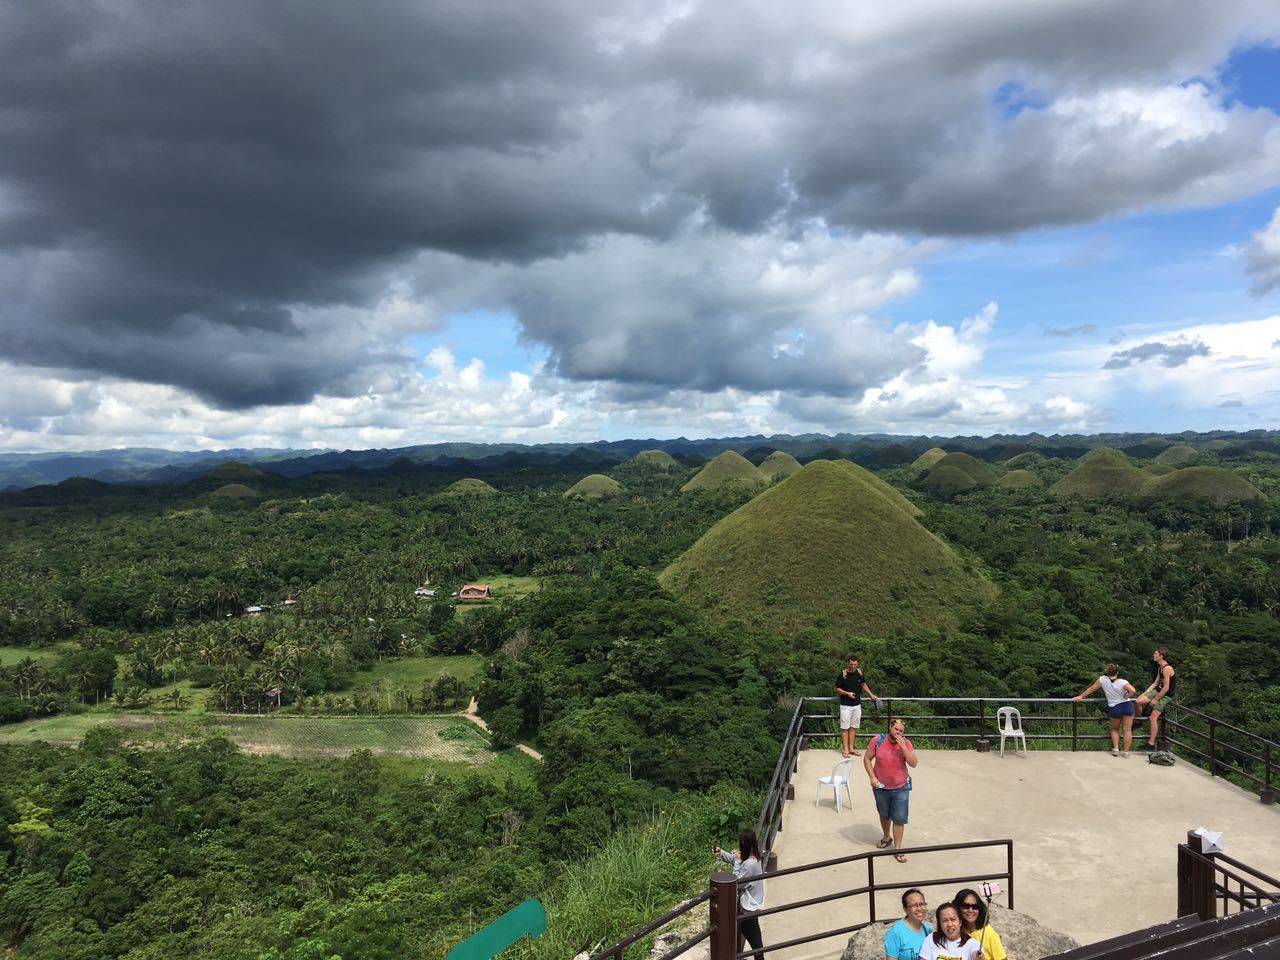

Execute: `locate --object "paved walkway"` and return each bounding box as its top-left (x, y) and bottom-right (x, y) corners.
top-left (761, 748), bottom-right (1280, 960)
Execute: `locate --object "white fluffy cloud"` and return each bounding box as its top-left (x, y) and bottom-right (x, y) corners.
top-left (1247, 206), bottom-right (1280, 294)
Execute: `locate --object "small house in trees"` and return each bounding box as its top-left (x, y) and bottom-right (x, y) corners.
top-left (244, 605), bottom-right (265, 617)
top-left (414, 586), bottom-right (437, 598)
top-left (458, 583), bottom-right (492, 601)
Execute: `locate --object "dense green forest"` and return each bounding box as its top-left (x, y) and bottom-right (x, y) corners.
top-left (2, 439), bottom-right (1279, 958)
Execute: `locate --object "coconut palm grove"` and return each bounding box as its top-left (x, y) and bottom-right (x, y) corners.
top-left (1, 433), bottom-right (1279, 957)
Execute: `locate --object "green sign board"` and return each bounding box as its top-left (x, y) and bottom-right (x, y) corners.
top-left (445, 899), bottom-right (547, 960)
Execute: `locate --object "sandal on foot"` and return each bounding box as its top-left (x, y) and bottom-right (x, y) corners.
top-left (894, 853), bottom-right (908, 863)
top-left (875, 837), bottom-right (893, 849)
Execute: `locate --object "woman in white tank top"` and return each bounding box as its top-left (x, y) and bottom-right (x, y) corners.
top-left (1074, 664), bottom-right (1137, 756)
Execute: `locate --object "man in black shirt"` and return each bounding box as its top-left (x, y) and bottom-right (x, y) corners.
top-left (836, 656), bottom-right (878, 757)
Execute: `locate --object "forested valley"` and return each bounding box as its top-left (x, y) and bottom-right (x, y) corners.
top-left (2, 436), bottom-right (1279, 959)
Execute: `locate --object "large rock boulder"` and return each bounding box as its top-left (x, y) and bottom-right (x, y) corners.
top-left (841, 903), bottom-right (1079, 960)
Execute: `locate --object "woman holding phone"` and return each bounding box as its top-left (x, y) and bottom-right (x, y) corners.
top-left (863, 718), bottom-right (917, 862)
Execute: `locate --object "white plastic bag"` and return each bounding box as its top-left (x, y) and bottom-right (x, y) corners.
top-left (1192, 827), bottom-right (1224, 854)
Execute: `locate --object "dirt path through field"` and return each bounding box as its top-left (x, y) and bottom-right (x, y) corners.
top-left (460, 698), bottom-right (544, 761)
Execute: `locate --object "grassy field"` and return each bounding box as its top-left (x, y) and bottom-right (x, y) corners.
top-left (455, 574), bottom-right (543, 615)
top-left (0, 712), bottom-right (498, 763)
top-left (344, 653), bottom-right (483, 696)
top-left (0, 645), bottom-right (67, 665)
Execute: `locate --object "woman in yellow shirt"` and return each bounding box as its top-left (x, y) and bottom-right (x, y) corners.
top-left (953, 889), bottom-right (1006, 960)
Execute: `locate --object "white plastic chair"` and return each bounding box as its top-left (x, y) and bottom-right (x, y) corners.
top-left (997, 707), bottom-right (1026, 756)
top-left (816, 758), bottom-right (855, 811)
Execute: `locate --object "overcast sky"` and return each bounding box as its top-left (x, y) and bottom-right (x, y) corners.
top-left (3, 1), bottom-right (1280, 451)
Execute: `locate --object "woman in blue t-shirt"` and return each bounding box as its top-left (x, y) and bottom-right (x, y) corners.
top-left (883, 888), bottom-right (932, 960)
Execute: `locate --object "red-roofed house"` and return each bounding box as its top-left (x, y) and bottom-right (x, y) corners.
top-left (458, 583), bottom-right (492, 600)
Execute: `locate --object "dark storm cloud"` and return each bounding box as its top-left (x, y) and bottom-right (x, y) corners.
top-left (2, 1), bottom-right (1280, 407)
top-left (1103, 338), bottom-right (1210, 369)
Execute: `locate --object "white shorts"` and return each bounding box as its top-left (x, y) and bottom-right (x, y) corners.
top-left (839, 704), bottom-right (862, 730)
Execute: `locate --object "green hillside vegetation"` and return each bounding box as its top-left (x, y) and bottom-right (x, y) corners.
top-left (921, 464), bottom-right (978, 498)
top-left (565, 474), bottom-right (623, 499)
top-left (1201, 439), bottom-right (1235, 453)
top-left (441, 478), bottom-right (498, 496)
top-left (1051, 448), bottom-right (1148, 498)
top-left (997, 469), bottom-right (1042, 489)
top-left (210, 482), bottom-right (260, 499)
top-left (910, 447), bottom-right (948, 472)
top-left (1141, 466), bottom-right (1265, 506)
top-left (828, 458), bottom-right (922, 516)
top-left (630, 449), bottom-right (680, 470)
top-left (1144, 463), bottom-right (1176, 477)
top-left (206, 460), bottom-right (266, 481)
top-left (1155, 443), bottom-right (1199, 467)
top-left (930, 451), bottom-right (995, 484)
top-left (660, 459), bottom-right (994, 640)
top-left (1003, 451), bottom-right (1045, 469)
top-left (680, 450), bottom-right (766, 492)
top-left (758, 450), bottom-right (802, 480)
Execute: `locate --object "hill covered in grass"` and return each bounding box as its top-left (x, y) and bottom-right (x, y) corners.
top-left (997, 469), bottom-right (1042, 489)
top-left (565, 474), bottom-right (623, 499)
top-left (910, 447), bottom-right (948, 472)
top-left (1003, 451), bottom-right (1045, 469)
top-left (661, 460), bottom-right (993, 640)
top-left (1155, 444), bottom-right (1199, 467)
top-left (1141, 466), bottom-right (1265, 505)
top-left (1051, 448), bottom-right (1148, 498)
top-left (921, 464), bottom-right (978, 498)
top-left (829, 458), bottom-right (922, 516)
top-left (210, 483), bottom-right (260, 499)
top-left (680, 450), bottom-right (766, 492)
top-left (630, 449), bottom-right (680, 470)
top-left (758, 450), bottom-right (802, 480)
top-left (441, 478), bottom-right (498, 496)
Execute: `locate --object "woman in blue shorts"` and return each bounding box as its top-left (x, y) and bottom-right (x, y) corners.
top-left (1074, 664), bottom-right (1136, 757)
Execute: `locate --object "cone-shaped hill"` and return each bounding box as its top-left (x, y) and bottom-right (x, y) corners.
top-left (441, 478), bottom-right (498, 496)
top-left (1154, 444), bottom-right (1198, 467)
top-left (1003, 451), bottom-right (1045, 469)
top-left (210, 483), bottom-right (260, 499)
top-left (1051, 449), bottom-right (1147, 498)
top-left (922, 465), bottom-right (977, 498)
top-left (565, 474), bottom-right (622, 499)
top-left (1144, 463), bottom-right (1176, 477)
top-left (660, 460), bottom-right (993, 640)
top-left (758, 450), bottom-right (802, 480)
top-left (206, 460), bottom-right (266, 481)
top-left (1141, 467), bottom-right (1264, 506)
top-left (630, 449), bottom-right (680, 471)
top-left (827, 459), bottom-right (921, 517)
top-left (997, 469), bottom-right (1042, 489)
top-left (929, 452), bottom-right (994, 484)
top-left (910, 447), bottom-right (948, 472)
top-left (1201, 439), bottom-right (1235, 453)
top-left (681, 450), bottom-right (766, 492)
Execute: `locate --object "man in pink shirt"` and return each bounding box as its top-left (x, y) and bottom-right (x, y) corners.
top-left (863, 718), bottom-right (918, 862)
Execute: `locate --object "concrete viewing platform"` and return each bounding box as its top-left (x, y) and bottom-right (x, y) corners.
top-left (763, 748), bottom-right (1280, 960)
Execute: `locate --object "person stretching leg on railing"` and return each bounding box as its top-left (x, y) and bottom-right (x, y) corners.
top-left (865, 719), bottom-right (917, 862)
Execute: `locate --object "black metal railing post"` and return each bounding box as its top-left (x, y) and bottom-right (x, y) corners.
top-left (867, 855), bottom-right (876, 924)
top-left (1007, 841), bottom-right (1015, 909)
top-left (1209, 719), bottom-right (1217, 777)
top-left (976, 698), bottom-right (991, 752)
top-left (1177, 831), bottom-right (1215, 921)
top-left (1070, 699), bottom-right (1078, 751)
top-left (709, 874), bottom-right (737, 960)
top-left (1263, 743), bottom-right (1276, 805)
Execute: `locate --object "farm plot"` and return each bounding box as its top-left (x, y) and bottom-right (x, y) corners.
top-left (211, 715), bottom-right (493, 763)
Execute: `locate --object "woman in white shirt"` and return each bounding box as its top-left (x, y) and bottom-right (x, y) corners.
top-left (715, 828), bottom-right (766, 959)
top-left (919, 903), bottom-right (984, 960)
top-left (1074, 664), bottom-right (1137, 757)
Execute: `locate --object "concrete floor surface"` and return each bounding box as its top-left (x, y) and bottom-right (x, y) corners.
top-left (759, 748), bottom-right (1280, 960)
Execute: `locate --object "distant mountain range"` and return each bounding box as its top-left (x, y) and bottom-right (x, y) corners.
top-left (2, 429), bottom-right (1278, 492)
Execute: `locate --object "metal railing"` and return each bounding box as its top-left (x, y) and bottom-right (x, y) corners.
top-left (1177, 830), bottom-right (1280, 921)
top-left (726, 838), bottom-right (1013, 959)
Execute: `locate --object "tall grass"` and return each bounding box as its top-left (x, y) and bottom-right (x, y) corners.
top-left (509, 789), bottom-right (755, 959)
